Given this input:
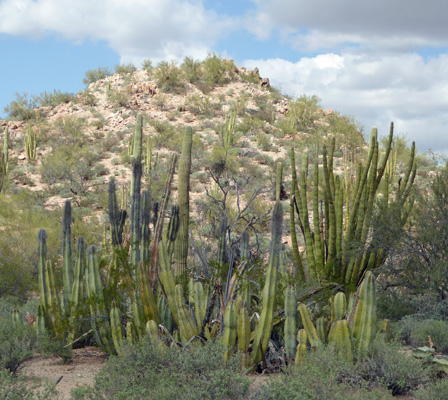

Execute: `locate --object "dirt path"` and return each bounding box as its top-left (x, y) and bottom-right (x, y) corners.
top-left (19, 347), bottom-right (108, 399)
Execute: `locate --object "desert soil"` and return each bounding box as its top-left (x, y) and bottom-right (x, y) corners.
top-left (19, 347), bottom-right (108, 399)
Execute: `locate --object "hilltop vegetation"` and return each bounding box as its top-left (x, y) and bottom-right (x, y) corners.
top-left (0, 55), bottom-right (447, 399)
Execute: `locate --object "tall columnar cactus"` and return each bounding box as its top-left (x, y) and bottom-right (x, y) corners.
top-left (25, 125), bottom-right (37, 161)
top-left (223, 300), bottom-right (238, 362)
top-left (284, 286), bottom-right (297, 359)
top-left (297, 303), bottom-right (321, 348)
top-left (295, 329), bottom-right (308, 366)
top-left (221, 111), bottom-right (236, 148)
top-left (62, 200), bottom-right (73, 308)
top-left (140, 189), bottom-right (151, 263)
top-left (110, 302), bottom-right (124, 356)
top-left (129, 114), bottom-right (143, 163)
top-left (276, 161), bottom-right (283, 201)
top-left (130, 161), bottom-right (143, 266)
top-left (237, 302), bottom-right (251, 368)
top-left (173, 126), bottom-right (193, 280)
top-left (331, 292), bottom-right (347, 323)
top-left (108, 177), bottom-right (126, 248)
top-left (250, 200), bottom-right (283, 364)
top-left (328, 319), bottom-right (353, 362)
top-left (68, 237), bottom-right (86, 344)
top-left (351, 271), bottom-right (376, 357)
top-left (289, 123), bottom-right (416, 289)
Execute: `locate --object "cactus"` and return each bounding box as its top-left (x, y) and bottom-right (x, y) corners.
top-left (25, 125), bottom-right (36, 161)
top-left (221, 111), bottom-right (236, 147)
top-left (331, 292), bottom-right (347, 323)
top-left (130, 161), bottom-right (142, 266)
top-left (67, 237), bottom-right (86, 344)
top-left (0, 127), bottom-right (8, 192)
top-left (276, 161), bottom-right (283, 201)
top-left (328, 319), bottom-right (353, 362)
top-left (62, 200), bottom-right (73, 307)
top-left (129, 114), bottom-right (143, 163)
top-left (223, 300), bottom-right (238, 362)
top-left (351, 271), bottom-right (376, 357)
top-left (295, 329), bottom-right (308, 366)
top-left (284, 287), bottom-right (297, 359)
top-left (110, 302), bottom-right (124, 356)
top-left (108, 178), bottom-right (127, 248)
top-left (316, 317), bottom-right (327, 344)
top-left (297, 303), bottom-right (321, 348)
top-left (237, 303), bottom-right (251, 368)
top-left (250, 200), bottom-right (283, 364)
top-left (173, 126), bottom-right (193, 281)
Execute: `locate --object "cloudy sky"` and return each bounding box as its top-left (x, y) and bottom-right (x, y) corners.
top-left (1, 0), bottom-right (447, 153)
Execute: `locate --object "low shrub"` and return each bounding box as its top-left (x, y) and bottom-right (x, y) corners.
top-left (71, 338), bottom-right (250, 400)
top-left (0, 369), bottom-right (57, 400)
top-left (83, 67), bottom-right (112, 85)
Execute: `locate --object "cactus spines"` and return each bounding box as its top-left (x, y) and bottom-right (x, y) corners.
top-left (223, 300), bottom-right (238, 363)
top-left (62, 200), bottom-right (73, 306)
top-left (352, 271), bottom-right (376, 358)
top-left (328, 319), bottom-right (353, 362)
top-left (173, 126), bottom-right (193, 281)
top-left (297, 303), bottom-right (321, 348)
top-left (250, 200), bottom-right (283, 365)
top-left (284, 287), bottom-right (297, 359)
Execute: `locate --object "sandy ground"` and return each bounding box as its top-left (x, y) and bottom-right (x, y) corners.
top-left (19, 347), bottom-right (108, 399)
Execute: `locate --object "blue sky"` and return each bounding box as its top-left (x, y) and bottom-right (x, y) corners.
top-left (1, 0), bottom-right (448, 153)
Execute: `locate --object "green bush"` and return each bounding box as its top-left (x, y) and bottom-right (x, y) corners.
top-left (71, 338), bottom-right (250, 400)
top-left (410, 319), bottom-right (448, 354)
top-left (258, 345), bottom-right (392, 400)
top-left (154, 61), bottom-right (185, 93)
top-left (114, 63), bottom-right (136, 75)
top-left (0, 306), bottom-right (37, 373)
top-left (141, 59), bottom-right (153, 72)
top-left (0, 369), bottom-right (57, 400)
top-left (4, 93), bottom-right (41, 121)
top-left (358, 337), bottom-right (430, 395)
top-left (37, 90), bottom-right (75, 107)
top-left (182, 56), bottom-right (202, 84)
top-left (413, 378), bottom-right (448, 400)
top-left (83, 67), bottom-right (112, 85)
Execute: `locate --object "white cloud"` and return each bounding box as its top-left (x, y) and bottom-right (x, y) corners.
top-left (243, 52), bottom-right (448, 154)
top-left (246, 0), bottom-right (448, 51)
top-left (0, 0), bottom-right (236, 62)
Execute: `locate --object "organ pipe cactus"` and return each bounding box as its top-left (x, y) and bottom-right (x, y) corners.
top-left (250, 200), bottom-right (283, 365)
top-left (351, 271), bottom-right (376, 357)
top-left (110, 302), bottom-right (124, 356)
top-left (297, 303), bottom-right (321, 348)
top-left (284, 286), bottom-right (297, 359)
top-left (25, 125), bottom-right (36, 161)
top-left (62, 200), bottom-right (73, 307)
top-left (276, 161), bottom-right (283, 201)
top-left (223, 300), bottom-right (238, 362)
top-left (289, 123), bottom-right (416, 289)
top-left (295, 329), bottom-right (308, 366)
top-left (328, 319), bottom-right (353, 362)
top-left (331, 292), bottom-right (347, 323)
top-left (173, 126), bottom-right (193, 281)
top-left (237, 303), bottom-right (251, 368)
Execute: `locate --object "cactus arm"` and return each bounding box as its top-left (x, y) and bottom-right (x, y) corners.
top-left (284, 287), bottom-right (297, 359)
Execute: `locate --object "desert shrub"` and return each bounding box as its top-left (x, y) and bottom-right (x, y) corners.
top-left (109, 89), bottom-right (130, 108)
top-left (409, 319), bottom-right (448, 353)
top-left (71, 338), bottom-right (249, 400)
top-left (142, 59), bottom-right (153, 72)
top-left (358, 336), bottom-right (430, 395)
top-left (149, 120), bottom-right (180, 151)
top-left (413, 378), bottom-right (448, 400)
top-left (0, 306), bottom-right (37, 373)
top-left (0, 369), bottom-right (57, 400)
top-left (114, 63), bottom-right (136, 75)
top-left (258, 345), bottom-right (392, 400)
top-left (182, 56), bottom-right (202, 84)
top-left (52, 115), bottom-right (87, 147)
top-left (37, 90), bottom-right (75, 107)
top-left (4, 93), bottom-right (41, 121)
top-left (83, 67), bottom-right (112, 85)
top-left (154, 61), bottom-right (185, 93)
top-left (202, 53), bottom-right (235, 90)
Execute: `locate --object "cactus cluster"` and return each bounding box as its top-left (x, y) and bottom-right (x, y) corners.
top-left (31, 120), bottom-right (405, 374)
top-left (290, 123), bottom-right (416, 288)
top-left (25, 125), bottom-right (37, 161)
top-left (286, 271), bottom-right (385, 364)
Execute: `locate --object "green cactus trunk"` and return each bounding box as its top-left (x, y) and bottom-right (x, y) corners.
top-left (284, 287), bottom-right (297, 359)
top-left (62, 200), bottom-right (73, 307)
top-left (173, 127), bottom-right (193, 281)
top-left (250, 200), bottom-right (283, 365)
